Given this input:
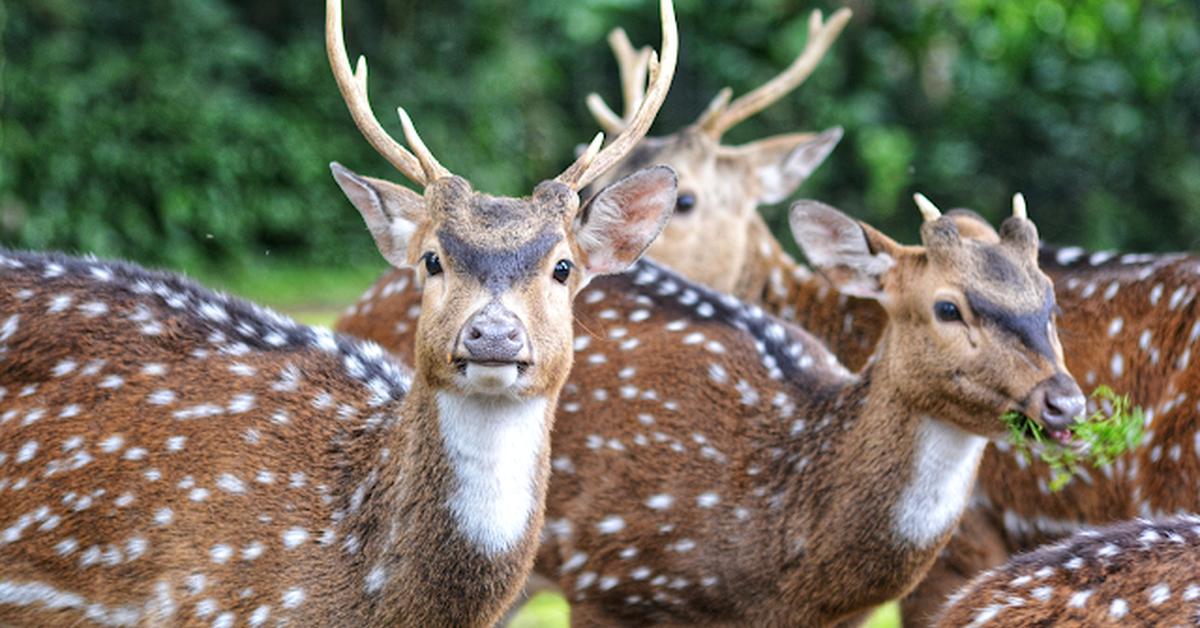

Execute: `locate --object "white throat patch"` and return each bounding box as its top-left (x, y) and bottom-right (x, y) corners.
top-left (893, 417), bottom-right (987, 548)
top-left (436, 392), bottom-right (548, 556)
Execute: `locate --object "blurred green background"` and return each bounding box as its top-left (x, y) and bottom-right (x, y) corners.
top-left (6, 1), bottom-right (1190, 625)
top-left (4, 0), bottom-right (1200, 281)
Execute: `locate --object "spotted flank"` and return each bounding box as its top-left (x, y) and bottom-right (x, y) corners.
top-left (0, 249), bottom-right (418, 625)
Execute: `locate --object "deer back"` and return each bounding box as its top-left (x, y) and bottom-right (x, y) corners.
top-left (937, 515), bottom-right (1200, 627)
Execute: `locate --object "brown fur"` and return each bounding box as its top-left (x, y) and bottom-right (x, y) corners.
top-left (336, 203), bottom-right (1078, 625)
top-left (936, 515), bottom-right (1200, 627)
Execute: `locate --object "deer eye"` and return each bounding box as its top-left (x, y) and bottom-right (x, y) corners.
top-left (675, 192), bottom-right (696, 214)
top-left (552, 260), bottom-right (573, 284)
top-left (934, 301), bottom-right (962, 323)
top-left (423, 252), bottom-right (443, 276)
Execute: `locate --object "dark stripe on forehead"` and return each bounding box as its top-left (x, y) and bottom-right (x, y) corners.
top-left (966, 286), bottom-right (1057, 359)
top-left (979, 247), bottom-right (1023, 285)
top-left (438, 227), bottom-right (562, 293)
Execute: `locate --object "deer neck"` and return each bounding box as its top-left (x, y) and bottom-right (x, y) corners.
top-left (733, 214), bottom-right (812, 312)
top-left (342, 378), bottom-right (554, 626)
top-left (783, 339), bottom-right (987, 615)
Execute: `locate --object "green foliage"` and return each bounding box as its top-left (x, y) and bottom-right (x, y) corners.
top-left (3, 0), bottom-right (1199, 269)
top-left (1002, 385), bottom-right (1145, 491)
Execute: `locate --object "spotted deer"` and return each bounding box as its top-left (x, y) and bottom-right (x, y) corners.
top-left (336, 8), bottom-right (858, 360)
top-left (936, 515), bottom-right (1200, 627)
top-left (338, 190), bottom-right (1084, 624)
top-left (0, 0), bottom-right (679, 625)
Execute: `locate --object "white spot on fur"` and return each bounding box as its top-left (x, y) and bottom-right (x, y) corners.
top-left (646, 494), bottom-right (673, 510)
top-left (282, 527), bottom-right (309, 549)
top-left (596, 516), bottom-right (625, 534)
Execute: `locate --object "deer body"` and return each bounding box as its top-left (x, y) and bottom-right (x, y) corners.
top-left (936, 515), bottom-right (1200, 627)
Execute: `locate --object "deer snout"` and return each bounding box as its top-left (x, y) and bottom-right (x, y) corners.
top-left (1029, 372), bottom-right (1086, 434)
top-left (461, 302), bottom-right (528, 364)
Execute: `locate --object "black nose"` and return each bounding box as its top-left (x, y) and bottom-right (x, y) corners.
top-left (462, 302), bottom-right (526, 363)
top-left (1038, 373), bottom-right (1086, 432)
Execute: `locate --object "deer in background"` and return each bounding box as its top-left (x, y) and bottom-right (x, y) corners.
top-left (936, 515), bottom-right (1200, 627)
top-left (335, 8), bottom-right (867, 363)
top-left (0, 0), bottom-right (679, 624)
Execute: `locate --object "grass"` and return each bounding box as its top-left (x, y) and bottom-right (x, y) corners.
top-left (504, 594), bottom-right (901, 627)
top-left (207, 263), bottom-right (905, 626)
top-left (1001, 385), bottom-right (1144, 491)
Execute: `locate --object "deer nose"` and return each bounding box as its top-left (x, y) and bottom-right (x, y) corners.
top-left (462, 302), bottom-right (526, 363)
top-left (1035, 373), bottom-right (1086, 433)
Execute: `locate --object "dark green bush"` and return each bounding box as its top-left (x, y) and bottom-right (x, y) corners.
top-left (2, 0), bottom-right (1199, 270)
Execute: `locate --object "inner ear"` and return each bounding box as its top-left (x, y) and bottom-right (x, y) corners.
top-left (721, 127), bottom-right (843, 204)
top-left (573, 165), bottom-right (677, 276)
top-left (330, 162), bottom-right (426, 268)
top-left (789, 200), bottom-right (899, 302)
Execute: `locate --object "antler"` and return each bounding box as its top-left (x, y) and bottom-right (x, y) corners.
top-left (586, 28), bottom-right (654, 135)
top-left (1012, 193), bottom-right (1028, 219)
top-left (557, 0), bottom-right (678, 191)
top-left (326, 0), bottom-right (451, 186)
top-left (697, 7), bottom-right (851, 139)
top-left (913, 193), bottom-right (942, 222)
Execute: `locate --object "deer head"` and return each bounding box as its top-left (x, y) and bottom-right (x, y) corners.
top-left (791, 193), bottom-right (1086, 438)
top-left (582, 9), bottom-right (851, 293)
top-left (327, 0), bottom-right (679, 401)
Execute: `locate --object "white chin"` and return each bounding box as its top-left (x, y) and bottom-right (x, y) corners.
top-left (464, 363), bottom-right (520, 394)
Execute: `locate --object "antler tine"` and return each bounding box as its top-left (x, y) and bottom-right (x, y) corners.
top-left (397, 108), bottom-right (452, 182)
top-left (700, 7), bottom-right (852, 139)
top-left (326, 0), bottom-right (450, 186)
top-left (555, 132), bottom-right (605, 187)
top-left (611, 29), bottom-right (653, 120)
top-left (693, 87), bottom-right (733, 131)
top-left (587, 29), bottom-right (653, 134)
top-left (559, 0), bottom-right (678, 191)
top-left (586, 94), bottom-right (626, 136)
top-left (1012, 192), bottom-right (1028, 219)
top-left (913, 193), bottom-right (943, 222)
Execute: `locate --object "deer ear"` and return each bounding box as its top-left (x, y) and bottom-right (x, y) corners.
top-left (721, 127), bottom-right (842, 204)
top-left (789, 200), bottom-right (899, 302)
top-left (330, 162), bottom-right (426, 268)
top-left (574, 165), bottom-right (677, 276)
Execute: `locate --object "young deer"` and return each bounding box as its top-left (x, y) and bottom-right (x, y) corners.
top-left (336, 9), bottom-right (858, 358)
top-left (936, 515), bottom-right (1200, 627)
top-left (0, 0), bottom-right (679, 625)
top-left (897, 234), bottom-right (1200, 625)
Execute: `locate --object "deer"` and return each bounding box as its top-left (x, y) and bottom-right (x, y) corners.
top-left (935, 515), bottom-right (1200, 627)
top-left (0, 0), bottom-right (680, 625)
top-left (334, 8), bottom-right (865, 363)
top-left (336, 187), bottom-right (1086, 624)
